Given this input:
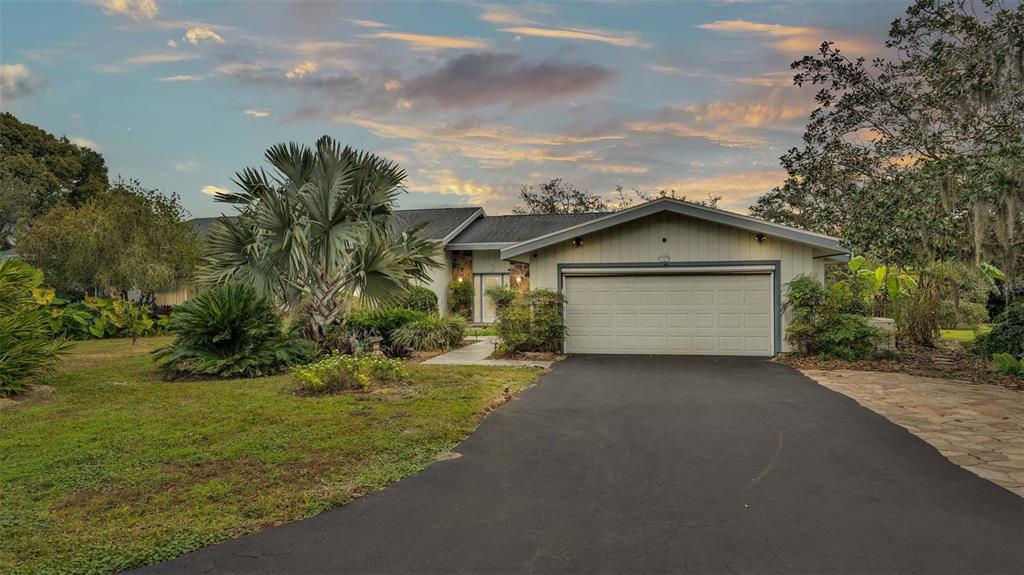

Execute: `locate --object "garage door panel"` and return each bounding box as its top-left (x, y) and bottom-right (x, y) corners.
top-left (564, 274), bottom-right (773, 356)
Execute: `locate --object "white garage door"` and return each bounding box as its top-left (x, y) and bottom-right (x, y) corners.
top-left (564, 274), bottom-right (773, 356)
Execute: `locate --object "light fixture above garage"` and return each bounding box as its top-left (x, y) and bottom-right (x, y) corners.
top-left (754, 233), bottom-right (768, 243)
top-left (572, 237), bottom-right (583, 248)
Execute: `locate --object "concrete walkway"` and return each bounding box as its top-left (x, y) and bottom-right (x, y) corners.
top-left (422, 336), bottom-right (553, 368)
top-left (803, 369), bottom-right (1024, 496)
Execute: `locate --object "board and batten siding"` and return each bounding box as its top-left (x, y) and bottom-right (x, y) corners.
top-left (520, 211), bottom-right (827, 353)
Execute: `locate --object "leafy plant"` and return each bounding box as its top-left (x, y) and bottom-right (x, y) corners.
top-left (484, 285), bottom-right (517, 313)
top-left (990, 353), bottom-right (1024, 376)
top-left (344, 307), bottom-right (428, 357)
top-left (292, 353), bottom-right (408, 394)
top-left (448, 279), bottom-right (473, 320)
top-left (0, 259), bottom-right (68, 397)
top-left (397, 284), bottom-right (438, 314)
top-left (392, 314), bottom-right (467, 351)
top-left (938, 300), bottom-right (989, 329)
top-left (154, 284), bottom-right (313, 378)
top-left (784, 274), bottom-right (881, 359)
top-left (198, 136), bottom-right (441, 343)
top-left (975, 300), bottom-right (1024, 357)
top-left (494, 289), bottom-right (566, 354)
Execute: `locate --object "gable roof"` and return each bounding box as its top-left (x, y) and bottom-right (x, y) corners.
top-left (448, 212), bottom-right (606, 248)
top-left (500, 197), bottom-right (847, 259)
top-left (392, 207), bottom-right (482, 244)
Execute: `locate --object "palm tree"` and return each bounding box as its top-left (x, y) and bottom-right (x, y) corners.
top-left (198, 136), bottom-right (441, 342)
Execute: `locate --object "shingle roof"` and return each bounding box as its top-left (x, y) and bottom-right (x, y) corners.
top-left (188, 208), bottom-right (482, 242)
top-left (449, 213), bottom-right (607, 245)
top-left (392, 207), bottom-right (481, 241)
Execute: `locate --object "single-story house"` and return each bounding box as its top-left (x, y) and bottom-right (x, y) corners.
top-left (165, 197), bottom-right (848, 356)
top-left (399, 197), bottom-right (848, 356)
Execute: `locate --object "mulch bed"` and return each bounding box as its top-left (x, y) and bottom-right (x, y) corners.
top-left (776, 342), bottom-right (1024, 392)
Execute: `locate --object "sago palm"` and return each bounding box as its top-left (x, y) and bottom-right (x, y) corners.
top-left (198, 136), bottom-right (441, 341)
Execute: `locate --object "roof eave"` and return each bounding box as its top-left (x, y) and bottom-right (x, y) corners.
top-left (438, 208), bottom-right (485, 246)
top-left (500, 198), bottom-right (847, 259)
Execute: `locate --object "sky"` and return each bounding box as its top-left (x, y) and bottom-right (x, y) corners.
top-left (0, 0), bottom-right (908, 219)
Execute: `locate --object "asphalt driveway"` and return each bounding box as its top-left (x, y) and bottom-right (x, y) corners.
top-left (135, 356), bottom-right (1023, 574)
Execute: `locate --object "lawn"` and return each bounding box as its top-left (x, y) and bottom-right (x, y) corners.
top-left (1, 338), bottom-right (542, 575)
top-left (940, 324), bottom-right (991, 343)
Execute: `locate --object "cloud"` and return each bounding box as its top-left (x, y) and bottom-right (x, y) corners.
top-left (696, 19), bottom-right (872, 55)
top-left (0, 63), bottom-right (45, 101)
top-left (478, 4), bottom-right (537, 26)
top-left (184, 25), bottom-right (225, 45)
top-left (588, 164), bottom-right (649, 174)
top-left (69, 136), bottom-right (101, 151)
top-left (626, 120), bottom-right (767, 149)
top-left (333, 115), bottom-right (610, 170)
top-left (366, 32), bottom-right (488, 51)
top-left (408, 168), bottom-right (511, 206)
top-left (157, 74), bottom-right (203, 81)
top-left (343, 18), bottom-right (389, 28)
top-left (697, 20), bottom-right (816, 37)
top-left (651, 169), bottom-right (786, 211)
top-left (201, 185), bottom-right (230, 196)
top-left (646, 64), bottom-right (685, 75)
top-left (166, 39), bottom-right (176, 48)
top-left (403, 52), bottom-right (615, 108)
top-left (244, 108), bottom-right (269, 117)
top-left (124, 53), bottom-right (199, 64)
top-left (680, 97), bottom-right (809, 128)
top-left (498, 26), bottom-right (649, 48)
top-left (173, 160), bottom-right (200, 172)
top-left (96, 0), bottom-right (158, 20)
top-left (285, 61), bottom-right (318, 79)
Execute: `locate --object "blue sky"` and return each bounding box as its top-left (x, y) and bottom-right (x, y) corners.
top-left (0, 0), bottom-right (906, 218)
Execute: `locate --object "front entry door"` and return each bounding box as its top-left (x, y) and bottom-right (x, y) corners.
top-left (474, 274), bottom-right (507, 323)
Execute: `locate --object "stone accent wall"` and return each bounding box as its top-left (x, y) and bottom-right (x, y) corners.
top-left (451, 251), bottom-right (473, 282)
top-left (510, 261), bottom-right (530, 292)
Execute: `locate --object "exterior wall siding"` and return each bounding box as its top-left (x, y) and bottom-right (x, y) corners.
top-left (471, 250), bottom-right (510, 275)
top-left (416, 252), bottom-right (451, 315)
top-left (524, 211), bottom-right (819, 353)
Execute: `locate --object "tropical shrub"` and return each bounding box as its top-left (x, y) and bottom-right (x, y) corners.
top-left (197, 136), bottom-right (441, 343)
top-left (784, 274), bottom-right (880, 359)
top-left (292, 353), bottom-right (408, 394)
top-left (448, 280), bottom-right (473, 320)
top-left (154, 284), bottom-right (313, 378)
top-left (494, 289), bottom-right (566, 354)
top-left (345, 307), bottom-right (428, 357)
top-left (990, 353), bottom-right (1024, 376)
top-left (893, 277), bottom-right (941, 346)
top-left (397, 285), bottom-right (438, 314)
top-left (392, 314), bottom-right (467, 351)
top-left (485, 285), bottom-right (517, 313)
top-left (938, 300), bottom-right (989, 329)
top-left (0, 259), bottom-right (67, 397)
top-left (975, 300), bottom-right (1024, 357)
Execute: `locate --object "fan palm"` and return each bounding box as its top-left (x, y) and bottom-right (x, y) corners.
top-left (198, 136), bottom-right (441, 341)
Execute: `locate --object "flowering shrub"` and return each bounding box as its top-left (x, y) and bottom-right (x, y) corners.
top-left (292, 353), bottom-right (409, 394)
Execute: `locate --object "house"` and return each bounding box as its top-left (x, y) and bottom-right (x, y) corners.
top-left (400, 197), bottom-right (848, 356)
top-left (166, 198), bottom-right (848, 356)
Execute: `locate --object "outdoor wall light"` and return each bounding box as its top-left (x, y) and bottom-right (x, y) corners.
top-left (754, 233), bottom-right (768, 243)
top-left (572, 237), bottom-right (583, 248)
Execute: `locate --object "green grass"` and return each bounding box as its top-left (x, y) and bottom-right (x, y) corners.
top-left (1, 338), bottom-right (542, 575)
top-left (465, 326), bottom-right (497, 337)
top-left (940, 324), bottom-right (991, 343)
